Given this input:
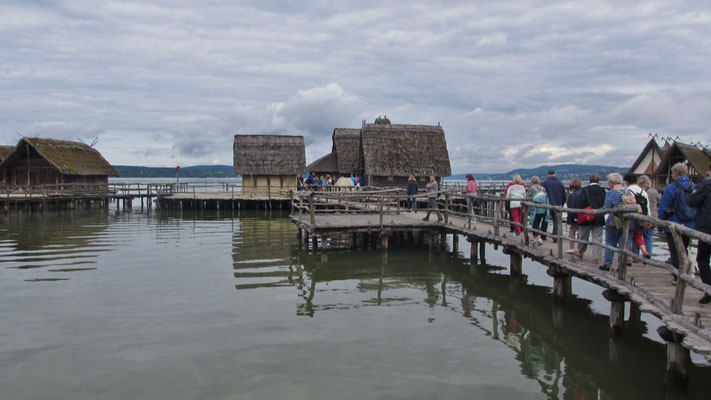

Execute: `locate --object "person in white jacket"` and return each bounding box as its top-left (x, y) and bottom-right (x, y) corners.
top-left (506, 174), bottom-right (527, 237)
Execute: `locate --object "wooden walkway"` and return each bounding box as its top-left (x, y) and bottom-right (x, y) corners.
top-left (289, 189), bottom-right (711, 387)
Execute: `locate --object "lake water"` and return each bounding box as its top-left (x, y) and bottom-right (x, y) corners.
top-left (1, 206), bottom-right (710, 399)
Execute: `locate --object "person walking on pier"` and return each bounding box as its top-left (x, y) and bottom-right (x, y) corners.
top-left (688, 165), bottom-right (711, 304)
top-left (422, 176), bottom-right (442, 222)
top-left (639, 174), bottom-right (660, 255)
top-left (623, 173), bottom-right (651, 261)
top-left (600, 173), bottom-right (626, 271)
top-left (575, 174), bottom-right (607, 264)
top-left (527, 176), bottom-right (549, 245)
top-left (542, 170), bottom-right (566, 242)
top-left (566, 179), bottom-right (582, 253)
top-left (506, 174), bottom-right (526, 237)
top-left (464, 174), bottom-right (478, 220)
top-left (659, 163), bottom-right (695, 276)
top-left (407, 175), bottom-right (418, 212)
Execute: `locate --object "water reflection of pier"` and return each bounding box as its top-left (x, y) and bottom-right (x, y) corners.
top-left (291, 248), bottom-right (708, 400)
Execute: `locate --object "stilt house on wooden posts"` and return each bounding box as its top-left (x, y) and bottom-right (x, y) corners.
top-left (360, 117), bottom-right (451, 188)
top-left (233, 135), bottom-right (305, 198)
top-left (0, 138), bottom-right (118, 186)
top-left (654, 141), bottom-right (711, 185)
top-left (627, 138), bottom-right (669, 182)
top-left (306, 117), bottom-right (452, 188)
top-left (306, 128), bottom-right (361, 178)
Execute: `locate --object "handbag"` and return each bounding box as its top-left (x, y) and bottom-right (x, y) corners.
top-left (576, 189), bottom-right (595, 225)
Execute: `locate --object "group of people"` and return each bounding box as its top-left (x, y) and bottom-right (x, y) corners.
top-left (501, 165), bottom-right (710, 304)
top-left (299, 172), bottom-right (365, 191)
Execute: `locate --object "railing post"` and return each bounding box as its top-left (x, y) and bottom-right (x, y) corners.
top-left (309, 192), bottom-right (315, 228)
top-left (379, 196), bottom-right (384, 230)
top-left (444, 192), bottom-right (450, 224)
top-left (522, 204), bottom-right (529, 246)
top-left (617, 215), bottom-right (630, 280)
top-left (556, 209), bottom-right (563, 259)
top-left (298, 195), bottom-right (303, 223)
top-left (671, 227), bottom-right (690, 315)
top-left (493, 200), bottom-right (500, 236)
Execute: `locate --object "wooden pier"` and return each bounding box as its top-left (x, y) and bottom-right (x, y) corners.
top-left (289, 189), bottom-right (711, 389)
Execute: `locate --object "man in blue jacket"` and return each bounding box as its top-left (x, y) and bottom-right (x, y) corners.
top-left (659, 163), bottom-right (695, 275)
top-left (542, 170), bottom-right (566, 243)
top-left (688, 165), bottom-right (711, 303)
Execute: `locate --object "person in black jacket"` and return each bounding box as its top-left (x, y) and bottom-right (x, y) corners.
top-left (406, 175), bottom-right (418, 212)
top-left (574, 174), bottom-right (607, 264)
top-left (688, 166), bottom-right (711, 304)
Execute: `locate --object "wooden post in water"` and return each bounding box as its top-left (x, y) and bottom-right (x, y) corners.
top-left (440, 232), bottom-right (446, 250)
top-left (510, 252), bottom-right (522, 276)
top-left (603, 289), bottom-right (626, 336)
top-left (309, 193), bottom-right (315, 229)
top-left (452, 234), bottom-right (459, 253)
top-left (469, 236), bottom-right (478, 263)
top-left (548, 267), bottom-right (570, 304)
top-left (479, 241), bottom-right (486, 264)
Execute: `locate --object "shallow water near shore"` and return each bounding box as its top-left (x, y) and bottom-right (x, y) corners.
top-left (1, 207), bottom-right (709, 399)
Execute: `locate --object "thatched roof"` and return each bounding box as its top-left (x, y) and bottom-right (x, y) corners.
top-left (654, 141), bottom-right (711, 180)
top-left (360, 122), bottom-right (451, 177)
top-left (628, 138), bottom-right (663, 175)
top-left (332, 128), bottom-right (361, 174)
top-left (306, 151), bottom-right (338, 174)
top-left (233, 135), bottom-right (305, 175)
top-left (0, 145), bottom-right (14, 162)
top-left (0, 138), bottom-right (118, 176)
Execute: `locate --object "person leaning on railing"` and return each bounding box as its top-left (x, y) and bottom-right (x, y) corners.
top-left (688, 165), bottom-right (711, 304)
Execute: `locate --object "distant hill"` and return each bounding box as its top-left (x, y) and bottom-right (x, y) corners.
top-left (113, 165), bottom-right (235, 178)
top-left (450, 164), bottom-right (627, 181)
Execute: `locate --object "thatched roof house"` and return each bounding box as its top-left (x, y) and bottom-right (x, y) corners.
top-left (306, 128), bottom-right (361, 176)
top-left (0, 146), bottom-right (14, 163)
top-left (306, 117), bottom-right (452, 187)
top-left (233, 135), bottom-right (305, 197)
top-left (628, 138), bottom-right (668, 179)
top-left (0, 138), bottom-right (117, 186)
top-left (654, 141), bottom-right (711, 185)
top-left (360, 119), bottom-right (451, 187)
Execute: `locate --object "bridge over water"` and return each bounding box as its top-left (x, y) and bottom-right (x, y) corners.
top-left (289, 188), bottom-right (711, 389)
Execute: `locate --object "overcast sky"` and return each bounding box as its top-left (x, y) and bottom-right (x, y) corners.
top-left (2, 1), bottom-right (710, 173)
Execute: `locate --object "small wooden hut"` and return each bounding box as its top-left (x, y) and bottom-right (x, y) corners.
top-left (654, 141), bottom-right (711, 185)
top-left (360, 117), bottom-right (451, 188)
top-left (0, 138), bottom-right (117, 186)
top-left (233, 135), bottom-right (305, 197)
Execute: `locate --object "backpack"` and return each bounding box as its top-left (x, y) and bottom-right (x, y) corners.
top-left (576, 189), bottom-right (595, 225)
top-left (672, 181), bottom-right (697, 222)
top-left (633, 191), bottom-right (648, 215)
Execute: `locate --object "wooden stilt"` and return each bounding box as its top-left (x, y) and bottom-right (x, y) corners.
top-left (657, 326), bottom-right (690, 389)
top-left (510, 253), bottom-right (522, 276)
top-left (603, 289), bottom-right (626, 336)
top-left (452, 234), bottom-right (459, 253)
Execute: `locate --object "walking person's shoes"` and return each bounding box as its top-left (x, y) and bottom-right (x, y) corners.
top-left (700, 294), bottom-right (711, 304)
top-left (573, 250), bottom-right (583, 259)
top-left (422, 217), bottom-right (429, 221)
top-left (599, 265), bottom-right (611, 271)
top-left (592, 258), bottom-right (599, 264)
top-left (565, 249), bottom-right (575, 254)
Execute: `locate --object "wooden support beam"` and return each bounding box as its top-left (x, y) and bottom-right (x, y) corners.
top-left (479, 241), bottom-right (486, 264)
top-left (452, 234), bottom-right (459, 253)
top-left (469, 237), bottom-right (478, 263)
top-left (609, 301), bottom-right (625, 337)
top-left (381, 234), bottom-right (389, 250)
top-left (440, 232), bottom-right (446, 250)
top-left (510, 252), bottom-right (522, 276)
top-left (657, 326), bottom-right (690, 389)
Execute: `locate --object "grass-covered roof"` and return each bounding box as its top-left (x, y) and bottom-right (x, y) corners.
top-left (0, 138), bottom-right (118, 176)
top-left (233, 135), bottom-right (305, 176)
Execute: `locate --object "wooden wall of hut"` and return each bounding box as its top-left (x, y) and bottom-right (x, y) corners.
top-left (242, 175), bottom-right (297, 197)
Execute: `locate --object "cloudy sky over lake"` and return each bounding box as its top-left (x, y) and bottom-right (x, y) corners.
top-left (2, 0), bottom-right (710, 173)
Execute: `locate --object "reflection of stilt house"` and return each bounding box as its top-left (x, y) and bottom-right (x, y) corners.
top-left (627, 138), bottom-right (711, 186)
top-left (0, 138), bottom-right (117, 186)
top-left (306, 117), bottom-right (452, 188)
top-left (233, 135), bottom-right (305, 198)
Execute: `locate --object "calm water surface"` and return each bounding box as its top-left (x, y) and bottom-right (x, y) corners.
top-left (1, 207), bottom-right (709, 399)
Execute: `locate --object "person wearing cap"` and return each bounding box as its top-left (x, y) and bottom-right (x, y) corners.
top-left (542, 170), bottom-right (567, 242)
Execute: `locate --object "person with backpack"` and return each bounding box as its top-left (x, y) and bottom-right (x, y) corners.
top-left (527, 176), bottom-right (549, 245)
top-left (658, 163), bottom-right (696, 274)
top-left (574, 174), bottom-right (607, 264)
top-left (688, 165), bottom-right (711, 303)
top-left (566, 179), bottom-right (583, 253)
top-left (600, 173), bottom-right (627, 271)
top-left (623, 173), bottom-right (651, 261)
top-left (542, 170), bottom-right (566, 243)
top-left (638, 175), bottom-right (660, 255)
